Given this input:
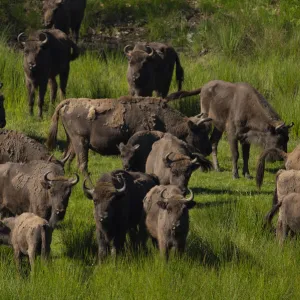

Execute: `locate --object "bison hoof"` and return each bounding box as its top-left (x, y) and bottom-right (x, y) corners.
top-left (232, 173), bottom-right (240, 179)
top-left (244, 173), bottom-right (253, 180)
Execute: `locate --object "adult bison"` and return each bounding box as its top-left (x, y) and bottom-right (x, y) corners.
top-left (83, 170), bottom-right (158, 261)
top-left (47, 96), bottom-right (212, 178)
top-left (0, 82), bottom-right (6, 128)
top-left (0, 160), bottom-right (79, 228)
top-left (124, 42), bottom-right (184, 97)
top-left (146, 133), bottom-right (211, 193)
top-left (43, 0), bottom-right (86, 43)
top-left (17, 29), bottom-right (79, 118)
top-left (175, 80), bottom-right (293, 178)
top-left (118, 130), bottom-right (165, 172)
top-left (0, 129), bottom-right (68, 164)
top-left (256, 146), bottom-right (300, 189)
top-left (143, 185), bottom-right (195, 261)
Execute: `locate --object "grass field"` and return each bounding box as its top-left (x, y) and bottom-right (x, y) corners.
top-left (1, 0), bottom-right (300, 299)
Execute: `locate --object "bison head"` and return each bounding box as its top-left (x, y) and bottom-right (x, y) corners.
top-left (18, 32), bottom-right (50, 74)
top-left (124, 45), bottom-right (156, 95)
top-left (163, 152), bottom-right (200, 194)
top-left (83, 176), bottom-right (126, 234)
top-left (41, 172), bottom-right (79, 228)
top-left (118, 142), bottom-right (140, 171)
top-left (42, 0), bottom-right (68, 31)
top-left (185, 117), bottom-right (212, 157)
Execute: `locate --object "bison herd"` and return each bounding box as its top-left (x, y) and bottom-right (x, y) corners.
top-left (0, 1), bottom-right (298, 272)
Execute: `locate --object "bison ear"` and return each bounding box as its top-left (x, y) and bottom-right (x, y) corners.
top-left (157, 200), bottom-right (168, 210)
top-left (40, 180), bottom-right (51, 190)
top-left (185, 200), bottom-right (196, 209)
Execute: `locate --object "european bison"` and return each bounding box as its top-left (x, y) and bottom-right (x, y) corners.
top-left (0, 213), bottom-right (52, 270)
top-left (0, 82), bottom-right (6, 128)
top-left (47, 96), bottom-right (212, 179)
top-left (118, 130), bottom-right (165, 172)
top-left (124, 42), bottom-right (184, 97)
top-left (43, 0), bottom-right (87, 43)
top-left (256, 146), bottom-right (300, 189)
top-left (0, 160), bottom-right (79, 227)
top-left (18, 29), bottom-right (79, 118)
top-left (0, 129), bottom-right (69, 164)
top-left (146, 133), bottom-right (211, 193)
top-left (177, 80), bottom-right (293, 178)
top-left (143, 185), bottom-right (195, 260)
top-left (83, 170), bottom-right (158, 261)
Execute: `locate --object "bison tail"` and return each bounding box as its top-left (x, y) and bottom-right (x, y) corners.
top-left (165, 88), bottom-right (202, 102)
top-left (256, 148), bottom-right (287, 190)
top-left (41, 224), bottom-right (52, 260)
top-left (70, 40), bottom-right (80, 61)
top-left (175, 53), bottom-right (184, 91)
top-left (264, 200), bottom-right (282, 230)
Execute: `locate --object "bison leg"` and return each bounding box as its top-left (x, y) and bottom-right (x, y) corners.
top-left (38, 81), bottom-right (47, 119)
top-left (210, 128), bottom-right (223, 171)
top-left (276, 219), bottom-right (289, 246)
top-left (241, 143), bottom-right (252, 179)
top-left (97, 232), bottom-right (109, 262)
top-left (26, 79), bottom-right (35, 116)
top-left (49, 77), bottom-right (58, 104)
top-left (112, 230), bottom-right (126, 257)
top-left (228, 136), bottom-right (240, 178)
top-left (59, 68), bottom-right (70, 100)
top-left (28, 246), bottom-right (36, 272)
top-left (13, 248), bottom-right (21, 272)
top-left (71, 136), bottom-right (89, 178)
top-left (158, 239), bottom-right (169, 261)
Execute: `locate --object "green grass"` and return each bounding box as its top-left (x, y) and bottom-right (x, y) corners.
top-left (2, 0), bottom-right (300, 299)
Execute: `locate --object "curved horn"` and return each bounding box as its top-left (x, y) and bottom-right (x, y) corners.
top-left (184, 188), bottom-right (194, 201)
top-left (197, 117), bottom-right (212, 126)
top-left (124, 45), bottom-right (133, 54)
top-left (47, 154), bottom-right (54, 163)
top-left (17, 32), bottom-right (25, 45)
top-left (191, 153), bottom-right (198, 164)
top-left (115, 176), bottom-right (126, 193)
top-left (195, 113), bottom-right (203, 118)
top-left (83, 179), bottom-right (94, 199)
top-left (160, 188), bottom-right (168, 200)
top-left (146, 46), bottom-right (154, 57)
top-left (39, 32), bottom-right (48, 45)
top-left (287, 122), bottom-right (294, 129)
top-left (275, 123), bottom-right (285, 131)
top-left (59, 152), bottom-right (71, 166)
top-left (44, 171), bottom-right (53, 182)
top-left (69, 173), bottom-right (79, 186)
top-left (164, 152), bottom-right (173, 164)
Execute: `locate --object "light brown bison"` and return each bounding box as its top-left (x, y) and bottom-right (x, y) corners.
top-left (146, 133), bottom-right (211, 193)
top-left (43, 0), bottom-right (86, 43)
top-left (256, 146), bottom-right (299, 189)
top-left (124, 42), bottom-right (184, 97)
top-left (0, 213), bottom-right (52, 270)
top-left (18, 29), bottom-right (79, 118)
top-left (143, 185), bottom-right (195, 260)
top-left (47, 97), bottom-right (212, 179)
top-left (170, 80), bottom-right (293, 179)
top-left (0, 160), bottom-right (79, 228)
top-left (83, 170), bottom-right (158, 261)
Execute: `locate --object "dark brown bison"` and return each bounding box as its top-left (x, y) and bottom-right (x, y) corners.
top-left (83, 170), bottom-right (158, 261)
top-left (174, 80), bottom-right (293, 178)
top-left (143, 185), bottom-right (195, 260)
top-left (118, 130), bottom-right (165, 172)
top-left (47, 96), bottom-right (212, 179)
top-left (17, 29), bottom-right (79, 118)
top-left (0, 129), bottom-right (69, 164)
top-left (256, 146), bottom-right (300, 189)
top-left (146, 133), bottom-right (211, 193)
top-left (0, 82), bottom-right (6, 128)
top-left (124, 42), bottom-right (184, 97)
top-left (0, 160), bottom-right (79, 228)
top-left (43, 0), bottom-right (86, 43)
top-left (0, 213), bottom-right (52, 270)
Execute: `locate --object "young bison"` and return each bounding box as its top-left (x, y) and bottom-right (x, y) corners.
top-left (0, 213), bottom-right (52, 270)
top-left (143, 185), bottom-right (195, 260)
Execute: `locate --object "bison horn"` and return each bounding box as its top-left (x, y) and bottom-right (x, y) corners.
top-left (69, 173), bottom-right (79, 186)
top-left (160, 188), bottom-right (168, 200)
top-left (124, 45), bottom-right (133, 54)
top-left (197, 117), bottom-right (212, 126)
top-left (83, 179), bottom-right (94, 200)
top-left (17, 32), bottom-right (26, 45)
top-left (146, 46), bottom-right (154, 57)
top-left (39, 32), bottom-right (48, 45)
top-left (164, 152), bottom-right (173, 165)
top-left (47, 154), bottom-right (54, 163)
top-left (184, 188), bottom-right (194, 201)
top-left (59, 152), bottom-right (71, 166)
top-left (195, 113), bottom-right (203, 118)
top-left (287, 122), bottom-right (294, 129)
top-left (115, 176), bottom-right (126, 193)
top-left (44, 171), bottom-right (53, 182)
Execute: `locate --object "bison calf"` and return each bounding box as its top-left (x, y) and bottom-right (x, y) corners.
top-left (0, 213), bottom-right (52, 270)
top-left (143, 185), bottom-right (195, 260)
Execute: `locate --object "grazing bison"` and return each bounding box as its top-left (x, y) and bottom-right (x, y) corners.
top-left (47, 96), bottom-right (212, 179)
top-left (177, 80), bottom-right (293, 178)
top-left (83, 170), bottom-right (158, 261)
top-left (18, 29), bottom-right (79, 118)
top-left (256, 146), bottom-right (300, 189)
top-left (124, 42), bottom-right (184, 97)
top-left (0, 82), bottom-right (6, 128)
top-left (0, 213), bottom-right (52, 270)
top-left (0, 129), bottom-right (69, 164)
top-left (118, 130), bottom-right (165, 172)
top-left (146, 133), bottom-right (211, 193)
top-left (43, 0), bottom-right (87, 43)
top-left (143, 185), bottom-right (195, 260)
top-left (0, 160), bottom-right (79, 228)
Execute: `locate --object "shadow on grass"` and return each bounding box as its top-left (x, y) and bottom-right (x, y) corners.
top-left (195, 199), bottom-right (237, 209)
top-left (193, 187), bottom-right (271, 196)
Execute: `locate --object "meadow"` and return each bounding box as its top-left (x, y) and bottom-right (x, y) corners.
top-left (1, 0), bottom-right (300, 299)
